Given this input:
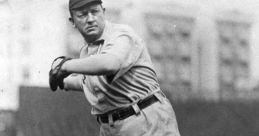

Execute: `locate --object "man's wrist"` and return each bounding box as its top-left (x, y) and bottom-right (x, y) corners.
top-left (61, 60), bottom-right (69, 72)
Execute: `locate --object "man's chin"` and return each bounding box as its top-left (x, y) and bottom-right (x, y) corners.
top-left (84, 33), bottom-right (99, 42)
top-left (87, 31), bottom-right (98, 36)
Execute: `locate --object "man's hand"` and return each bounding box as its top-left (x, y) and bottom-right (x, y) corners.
top-left (49, 56), bottom-right (72, 91)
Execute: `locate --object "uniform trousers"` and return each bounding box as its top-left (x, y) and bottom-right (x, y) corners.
top-left (98, 94), bottom-right (181, 136)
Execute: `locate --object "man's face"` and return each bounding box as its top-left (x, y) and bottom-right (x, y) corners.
top-left (70, 3), bottom-right (105, 42)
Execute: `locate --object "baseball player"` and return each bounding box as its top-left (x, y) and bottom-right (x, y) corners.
top-left (49, 0), bottom-right (181, 135)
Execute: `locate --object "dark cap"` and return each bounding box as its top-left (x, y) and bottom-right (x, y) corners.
top-left (69, 0), bottom-right (102, 10)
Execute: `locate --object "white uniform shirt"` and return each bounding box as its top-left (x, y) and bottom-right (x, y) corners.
top-left (80, 21), bottom-right (161, 115)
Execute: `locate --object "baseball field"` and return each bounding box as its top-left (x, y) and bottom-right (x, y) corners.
top-left (16, 86), bottom-right (259, 136)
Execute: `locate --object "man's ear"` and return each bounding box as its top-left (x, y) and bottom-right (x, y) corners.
top-left (103, 8), bottom-right (106, 13)
top-left (69, 17), bottom-right (76, 27)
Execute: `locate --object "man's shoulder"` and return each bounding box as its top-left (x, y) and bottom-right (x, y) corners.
top-left (109, 22), bottom-right (135, 34)
top-left (105, 21), bottom-right (142, 42)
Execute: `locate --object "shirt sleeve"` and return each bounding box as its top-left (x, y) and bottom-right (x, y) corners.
top-left (64, 74), bottom-right (84, 91)
top-left (100, 30), bottom-right (144, 81)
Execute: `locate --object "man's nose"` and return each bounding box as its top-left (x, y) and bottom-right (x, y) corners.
top-left (87, 13), bottom-right (95, 23)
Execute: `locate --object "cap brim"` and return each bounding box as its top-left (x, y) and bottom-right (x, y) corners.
top-left (70, 1), bottom-right (102, 10)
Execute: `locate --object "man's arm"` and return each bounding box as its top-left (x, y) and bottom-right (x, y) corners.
top-left (62, 54), bottom-right (121, 76)
top-left (61, 36), bottom-right (131, 76)
top-left (63, 74), bottom-right (84, 92)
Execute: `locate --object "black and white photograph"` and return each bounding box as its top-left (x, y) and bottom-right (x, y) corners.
top-left (1, 0), bottom-right (259, 136)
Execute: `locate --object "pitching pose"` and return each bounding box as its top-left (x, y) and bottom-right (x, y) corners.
top-left (49, 0), bottom-right (181, 135)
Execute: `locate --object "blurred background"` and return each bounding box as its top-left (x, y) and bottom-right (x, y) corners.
top-left (1, 0), bottom-right (259, 135)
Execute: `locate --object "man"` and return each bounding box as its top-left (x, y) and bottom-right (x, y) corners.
top-left (50, 0), bottom-right (181, 135)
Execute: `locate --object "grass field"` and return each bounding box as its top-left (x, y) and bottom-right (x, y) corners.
top-left (17, 86), bottom-right (259, 136)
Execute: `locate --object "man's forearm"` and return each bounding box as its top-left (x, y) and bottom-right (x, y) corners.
top-left (62, 54), bottom-right (121, 76)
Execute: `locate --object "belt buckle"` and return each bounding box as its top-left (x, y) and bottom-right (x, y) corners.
top-left (108, 114), bottom-right (114, 126)
top-left (132, 103), bottom-right (141, 115)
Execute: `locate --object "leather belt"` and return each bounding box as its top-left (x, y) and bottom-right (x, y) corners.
top-left (97, 94), bottom-right (159, 123)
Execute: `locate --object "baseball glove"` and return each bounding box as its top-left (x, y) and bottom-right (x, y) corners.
top-left (49, 56), bottom-right (72, 91)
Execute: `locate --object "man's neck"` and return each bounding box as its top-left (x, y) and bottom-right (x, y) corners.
top-left (84, 34), bottom-right (99, 42)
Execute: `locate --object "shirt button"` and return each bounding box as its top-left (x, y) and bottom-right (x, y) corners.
top-left (93, 87), bottom-right (99, 91)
